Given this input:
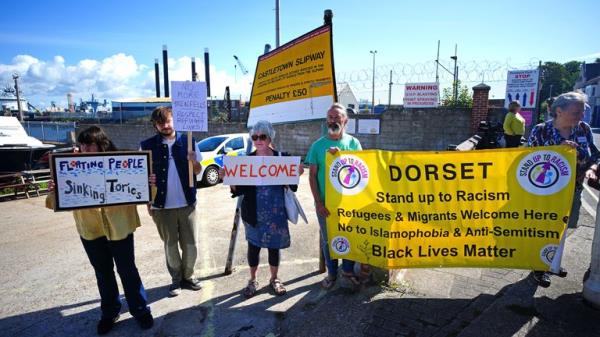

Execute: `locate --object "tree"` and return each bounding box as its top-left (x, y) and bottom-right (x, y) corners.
top-left (539, 61), bottom-right (582, 103)
top-left (441, 80), bottom-right (473, 107)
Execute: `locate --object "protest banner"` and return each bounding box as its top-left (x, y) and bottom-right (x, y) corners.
top-left (222, 156), bottom-right (301, 186)
top-left (51, 152), bottom-right (151, 211)
top-left (248, 24), bottom-right (336, 126)
top-left (403, 82), bottom-right (439, 108)
top-left (325, 146), bottom-right (576, 271)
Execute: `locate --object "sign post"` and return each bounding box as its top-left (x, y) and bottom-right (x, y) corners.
top-left (248, 24), bottom-right (337, 126)
top-left (504, 69), bottom-right (540, 127)
top-left (403, 82), bottom-right (440, 108)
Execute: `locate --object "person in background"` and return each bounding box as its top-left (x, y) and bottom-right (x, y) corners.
top-left (225, 120), bottom-right (301, 297)
top-left (305, 103), bottom-right (365, 289)
top-left (503, 100), bottom-right (526, 148)
top-left (584, 102), bottom-right (592, 125)
top-left (528, 91), bottom-right (599, 287)
top-left (140, 106), bottom-right (203, 297)
top-left (544, 97), bottom-right (555, 122)
top-left (47, 126), bottom-right (153, 335)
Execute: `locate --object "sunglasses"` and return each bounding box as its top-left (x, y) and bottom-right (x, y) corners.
top-left (251, 134), bottom-right (269, 141)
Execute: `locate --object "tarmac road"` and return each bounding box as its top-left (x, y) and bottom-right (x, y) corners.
top-left (0, 174), bottom-right (331, 337)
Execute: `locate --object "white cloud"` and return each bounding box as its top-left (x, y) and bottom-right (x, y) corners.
top-left (0, 53), bottom-right (252, 110)
top-left (568, 52), bottom-right (600, 62)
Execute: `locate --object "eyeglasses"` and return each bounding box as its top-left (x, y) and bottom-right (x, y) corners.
top-left (251, 134), bottom-right (269, 141)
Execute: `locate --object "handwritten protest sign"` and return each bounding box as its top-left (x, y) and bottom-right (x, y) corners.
top-left (223, 156), bottom-right (301, 186)
top-left (171, 81), bottom-right (208, 132)
top-left (51, 152), bottom-right (151, 211)
top-left (325, 146), bottom-right (576, 271)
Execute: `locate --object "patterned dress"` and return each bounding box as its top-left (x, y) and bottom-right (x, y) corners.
top-left (244, 185), bottom-right (290, 249)
top-left (528, 120), bottom-right (599, 186)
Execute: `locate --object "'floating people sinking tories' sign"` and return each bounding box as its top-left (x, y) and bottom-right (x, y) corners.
top-left (51, 152), bottom-right (151, 211)
top-left (248, 24), bottom-right (336, 126)
top-left (325, 146), bottom-right (576, 272)
top-left (171, 81), bottom-right (208, 132)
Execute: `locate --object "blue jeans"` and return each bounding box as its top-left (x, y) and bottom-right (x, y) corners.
top-left (81, 234), bottom-right (150, 319)
top-left (317, 213), bottom-right (355, 278)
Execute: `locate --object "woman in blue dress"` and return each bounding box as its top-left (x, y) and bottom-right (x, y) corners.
top-left (229, 120), bottom-right (301, 297)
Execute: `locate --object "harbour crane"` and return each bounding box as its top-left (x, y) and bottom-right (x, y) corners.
top-left (233, 55), bottom-right (248, 75)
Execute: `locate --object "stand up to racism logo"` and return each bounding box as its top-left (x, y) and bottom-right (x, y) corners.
top-left (329, 155), bottom-right (370, 195)
top-left (517, 151), bottom-right (572, 196)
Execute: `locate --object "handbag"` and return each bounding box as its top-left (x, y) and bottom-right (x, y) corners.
top-left (588, 177), bottom-right (600, 190)
top-left (588, 166), bottom-right (600, 190)
top-left (277, 150), bottom-right (307, 224)
top-left (284, 186), bottom-right (308, 224)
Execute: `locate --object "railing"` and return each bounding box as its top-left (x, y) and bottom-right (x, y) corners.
top-left (23, 121), bottom-right (77, 143)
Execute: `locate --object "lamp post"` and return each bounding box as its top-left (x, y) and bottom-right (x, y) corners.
top-left (12, 73), bottom-right (24, 122)
top-left (370, 50), bottom-right (377, 114)
top-left (450, 45), bottom-right (458, 105)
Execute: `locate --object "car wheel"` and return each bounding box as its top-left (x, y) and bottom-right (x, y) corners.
top-left (202, 166), bottom-right (220, 186)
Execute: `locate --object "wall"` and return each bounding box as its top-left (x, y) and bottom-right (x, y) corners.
top-left (78, 107), bottom-right (475, 156)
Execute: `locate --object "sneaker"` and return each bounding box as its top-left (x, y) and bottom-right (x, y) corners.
top-left (135, 312), bottom-right (154, 330)
top-left (181, 277), bottom-right (202, 291)
top-left (97, 315), bottom-right (119, 335)
top-left (533, 271), bottom-right (551, 288)
top-left (550, 267), bottom-right (568, 278)
top-left (168, 282), bottom-right (181, 297)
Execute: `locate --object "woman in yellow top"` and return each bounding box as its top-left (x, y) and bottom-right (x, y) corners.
top-left (46, 126), bottom-right (153, 335)
top-left (503, 100), bottom-right (526, 148)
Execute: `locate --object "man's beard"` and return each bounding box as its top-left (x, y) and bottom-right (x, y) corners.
top-left (328, 122), bottom-right (343, 136)
top-left (159, 128), bottom-right (175, 137)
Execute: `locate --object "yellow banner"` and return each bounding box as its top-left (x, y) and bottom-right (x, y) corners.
top-left (325, 146), bottom-right (576, 270)
top-left (249, 25), bottom-right (335, 112)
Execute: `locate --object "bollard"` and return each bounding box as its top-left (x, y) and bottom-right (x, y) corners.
top-left (583, 201), bottom-right (600, 308)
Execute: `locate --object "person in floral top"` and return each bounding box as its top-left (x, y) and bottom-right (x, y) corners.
top-left (528, 91), bottom-right (598, 288)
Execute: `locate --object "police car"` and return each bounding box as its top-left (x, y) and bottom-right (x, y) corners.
top-left (196, 133), bottom-right (252, 186)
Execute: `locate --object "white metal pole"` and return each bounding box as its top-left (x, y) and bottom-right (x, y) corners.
top-left (583, 201), bottom-right (600, 308)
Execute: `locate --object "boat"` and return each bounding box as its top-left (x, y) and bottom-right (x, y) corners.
top-left (0, 116), bottom-right (55, 172)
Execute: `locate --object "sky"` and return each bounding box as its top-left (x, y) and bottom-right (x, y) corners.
top-left (1, 0), bottom-right (599, 109)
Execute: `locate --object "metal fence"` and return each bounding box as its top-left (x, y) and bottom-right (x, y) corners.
top-left (23, 121), bottom-right (77, 143)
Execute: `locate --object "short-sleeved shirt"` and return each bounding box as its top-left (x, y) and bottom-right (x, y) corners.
top-left (305, 133), bottom-right (362, 200)
top-left (528, 120), bottom-right (599, 185)
top-left (503, 112), bottom-right (525, 135)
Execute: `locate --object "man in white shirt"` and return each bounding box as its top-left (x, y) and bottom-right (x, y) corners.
top-left (140, 106), bottom-right (202, 297)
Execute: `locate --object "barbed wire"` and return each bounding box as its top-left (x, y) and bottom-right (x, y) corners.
top-left (335, 58), bottom-right (542, 92)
